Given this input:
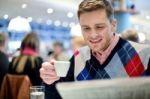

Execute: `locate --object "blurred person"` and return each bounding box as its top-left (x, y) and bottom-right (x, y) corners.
top-left (121, 29), bottom-right (139, 42)
top-left (47, 50), bottom-right (54, 56)
top-left (48, 41), bottom-right (69, 61)
top-left (0, 32), bottom-right (9, 89)
top-left (121, 29), bottom-right (150, 44)
top-left (40, 0), bottom-right (150, 99)
top-left (71, 36), bottom-right (86, 52)
top-left (9, 32), bottom-right (43, 85)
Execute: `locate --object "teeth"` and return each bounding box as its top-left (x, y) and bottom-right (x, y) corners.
top-left (93, 40), bottom-right (99, 42)
top-left (90, 39), bottom-right (101, 43)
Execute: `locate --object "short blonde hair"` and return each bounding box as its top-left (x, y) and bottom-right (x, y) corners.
top-left (78, 0), bottom-right (114, 22)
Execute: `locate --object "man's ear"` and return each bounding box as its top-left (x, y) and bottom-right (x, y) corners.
top-left (111, 19), bottom-right (117, 32)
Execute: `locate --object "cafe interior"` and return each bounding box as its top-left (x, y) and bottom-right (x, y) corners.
top-left (0, 0), bottom-right (150, 99)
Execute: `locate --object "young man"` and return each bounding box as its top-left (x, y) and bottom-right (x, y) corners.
top-left (40, 0), bottom-right (150, 98)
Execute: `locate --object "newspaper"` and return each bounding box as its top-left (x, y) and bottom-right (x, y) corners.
top-left (56, 77), bottom-right (150, 99)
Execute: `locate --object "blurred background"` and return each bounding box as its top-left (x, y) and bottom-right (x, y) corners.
top-left (0, 0), bottom-right (150, 60)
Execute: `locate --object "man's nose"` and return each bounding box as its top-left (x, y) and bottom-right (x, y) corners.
top-left (91, 29), bottom-right (98, 38)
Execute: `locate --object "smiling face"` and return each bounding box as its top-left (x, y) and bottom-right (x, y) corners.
top-left (79, 9), bottom-right (117, 53)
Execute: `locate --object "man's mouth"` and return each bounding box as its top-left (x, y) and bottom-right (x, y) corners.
top-left (89, 39), bottom-right (102, 43)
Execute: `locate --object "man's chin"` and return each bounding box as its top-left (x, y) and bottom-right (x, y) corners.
top-left (90, 47), bottom-right (102, 52)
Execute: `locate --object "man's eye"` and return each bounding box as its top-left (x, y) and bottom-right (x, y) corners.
top-left (83, 28), bottom-right (90, 31)
top-left (97, 26), bottom-right (103, 29)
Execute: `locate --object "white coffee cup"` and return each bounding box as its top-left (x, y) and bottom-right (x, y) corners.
top-left (54, 61), bottom-right (70, 77)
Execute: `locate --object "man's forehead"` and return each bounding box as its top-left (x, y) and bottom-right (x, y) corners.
top-left (81, 23), bottom-right (106, 27)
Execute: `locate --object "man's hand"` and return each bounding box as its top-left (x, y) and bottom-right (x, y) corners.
top-left (40, 60), bottom-right (60, 85)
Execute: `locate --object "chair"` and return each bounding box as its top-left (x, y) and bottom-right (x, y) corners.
top-left (0, 74), bottom-right (31, 99)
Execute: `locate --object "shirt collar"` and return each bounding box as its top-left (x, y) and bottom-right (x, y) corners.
top-left (92, 33), bottom-right (119, 64)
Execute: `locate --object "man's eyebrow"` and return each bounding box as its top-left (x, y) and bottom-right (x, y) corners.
top-left (95, 23), bottom-right (106, 25)
top-left (81, 25), bottom-right (89, 27)
top-left (81, 23), bottom-right (106, 27)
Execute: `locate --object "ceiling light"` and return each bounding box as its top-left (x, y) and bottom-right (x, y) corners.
top-left (47, 8), bottom-right (53, 14)
top-left (46, 20), bottom-right (52, 25)
top-left (4, 14), bottom-right (9, 19)
top-left (54, 20), bottom-right (61, 27)
top-left (8, 16), bottom-right (31, 32)
top-left (22, 4), bottom-right (27, 9)
top-left (69, 22), bottom-right (75, 28)
top-left (62, 21), bottom-right (68, 27)
top-left (67, 12), bottom-right (74, 18)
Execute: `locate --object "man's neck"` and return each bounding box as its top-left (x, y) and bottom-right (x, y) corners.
top-left (98, 34), bottom-right (115, 54)
top-left (92, 34), bottom-right (119, 64)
